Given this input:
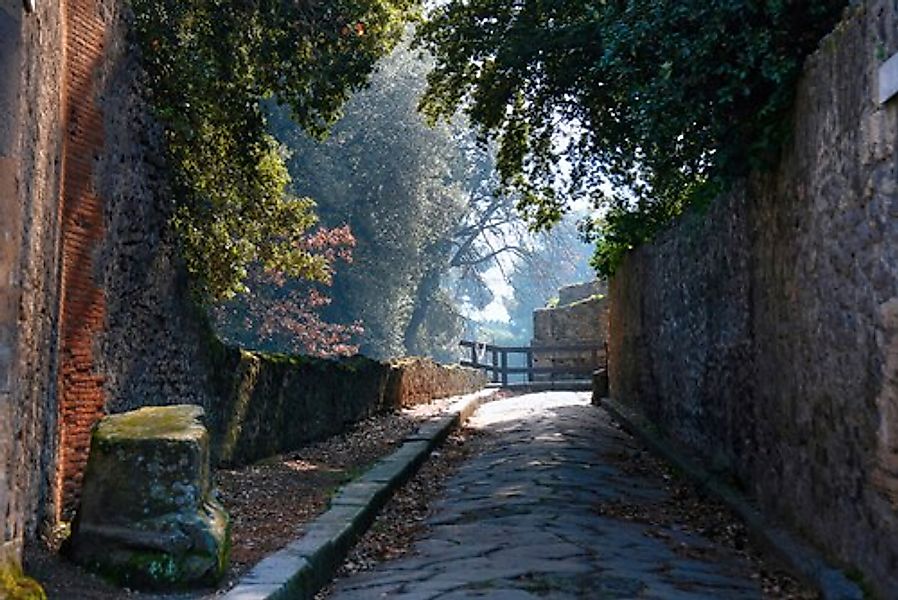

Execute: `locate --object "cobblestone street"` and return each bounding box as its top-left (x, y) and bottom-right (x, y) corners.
top-left (330, 392), bottom-right (778, 599)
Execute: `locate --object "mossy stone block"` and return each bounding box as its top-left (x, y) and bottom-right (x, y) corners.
top-left (0, 561), bottom-right (46, 600)
top-left (67, 405), bottom-right (230, 590)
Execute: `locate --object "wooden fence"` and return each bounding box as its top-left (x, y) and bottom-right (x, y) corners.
top-left (459, 340), bottom-right (605, 386)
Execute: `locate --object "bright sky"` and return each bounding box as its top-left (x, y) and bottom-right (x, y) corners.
top-left (466, 266), bottom-right (514, 322)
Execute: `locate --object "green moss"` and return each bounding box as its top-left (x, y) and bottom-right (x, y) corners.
top-left (216, 352), bottom-right (262, 463)
top-left (0, 563), bottom-right (47, 600)
top-left (127, 552), bottom-right (181, 585)
top-left (95, 405), bottom-right (205, 442)
top-left (89, 545), bottom-right (227, 590)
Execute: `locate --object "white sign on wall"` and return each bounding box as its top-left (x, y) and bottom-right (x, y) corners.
top-left (879, 51), bottom-right (898, 104)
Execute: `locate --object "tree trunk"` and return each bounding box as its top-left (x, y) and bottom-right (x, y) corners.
top-left (403, 268), bottom-right (442, 357)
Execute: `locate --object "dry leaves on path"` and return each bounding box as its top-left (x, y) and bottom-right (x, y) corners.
top-left (317, 426), bottom-right (496, 598)
top-left (597, 428), bottom-right (818, 600)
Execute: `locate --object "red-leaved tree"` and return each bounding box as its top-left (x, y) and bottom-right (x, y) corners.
top-left (214, 225), bottom-right (363, 357)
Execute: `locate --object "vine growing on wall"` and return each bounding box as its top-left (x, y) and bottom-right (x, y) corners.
top-left (129, 0), bottom-right (418, 300)
top-left (415, 0), bottom-right (848, 275)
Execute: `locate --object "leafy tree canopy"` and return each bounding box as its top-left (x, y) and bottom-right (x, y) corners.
top-left (131, 0), bottom-right (419, 300)
top-left (415, 0), bottom-right (846, 275)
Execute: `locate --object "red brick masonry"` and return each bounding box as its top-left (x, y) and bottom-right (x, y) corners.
top-left (56, 0), bottom-right (108, 518)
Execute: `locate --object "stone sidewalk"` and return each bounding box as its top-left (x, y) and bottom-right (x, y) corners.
top-left (329, 392), bottom-right (767, 599)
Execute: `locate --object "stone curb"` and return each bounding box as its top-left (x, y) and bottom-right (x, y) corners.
top-left (601, 398), bottom-right (864, 600)
top-left (220, 388), bottom-right (499, 600)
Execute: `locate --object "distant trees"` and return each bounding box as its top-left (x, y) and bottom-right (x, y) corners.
top-left (272, 43), bottom-right (532, 360)
top-left (471, 222), bottom-right (595, 347)
top-left (131, 0), bottom-right (419, 300)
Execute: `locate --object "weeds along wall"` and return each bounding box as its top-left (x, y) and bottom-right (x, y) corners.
top-left (608, 1), bottom-right (898, 593)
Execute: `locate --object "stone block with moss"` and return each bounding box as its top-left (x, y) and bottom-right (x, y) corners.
top-left (0, 560), bottom-right (46, 600)
top-left (66, 405), bottom-right (229, 590)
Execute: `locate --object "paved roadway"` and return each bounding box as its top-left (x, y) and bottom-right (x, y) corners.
top-left (331, 392), bottom-right (764, 599)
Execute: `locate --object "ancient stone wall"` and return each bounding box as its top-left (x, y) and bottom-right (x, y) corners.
top-left (386, 357), bottom-right (488, 407)
top-left (608, 2), bottom-right (898, 593)
top-left (52, 0), bottom-right (215, 519)
top-left (208, 347), bottom-right (486, 466)
top-left (0, 0), bottom-right (218, 556)
top-left (557, 280), bottom-right (606, 307)
top-left (92, 0), bottom-right (213, 462)
top-left (0, 0), bottom-right (67, 567)
top-left (532, 282), bottom-right (609, 378)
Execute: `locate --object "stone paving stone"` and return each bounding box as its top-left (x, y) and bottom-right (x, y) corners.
top-left (438, 589), bottom-right (545, 600)
top-left (330, 392), bottom-right (764, 599)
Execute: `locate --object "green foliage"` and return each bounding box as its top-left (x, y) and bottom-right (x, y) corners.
top-left (273, 42), bottom-right (527, 360)
top-left (130, 0), bottom-right (418, 300)
top-left (0, 563), bottom-right (46, 600)
top-left (416, 0), bottom-right (846, 275)
top-left (270, 42), bottom-right (465, 357)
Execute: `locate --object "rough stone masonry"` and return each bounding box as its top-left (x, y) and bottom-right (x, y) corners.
top-left (608, 1), bottom-right (898, 596)
top-left (0, 0), bottom-right (489, 578)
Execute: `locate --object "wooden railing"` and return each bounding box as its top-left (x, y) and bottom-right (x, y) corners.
top-left (459, 340), bottom-right (605, 386)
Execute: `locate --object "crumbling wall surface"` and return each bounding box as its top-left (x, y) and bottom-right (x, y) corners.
top-left (533, 296), bottom-right (608, 347)
top-left (208, 348), bottom-right (486, 467)
top-left (608, 190), bottom-right (753, 453)
top-left (94, 2), bottom-right (213, 429)
top-left (52, 0), bottom-right (215, 517)
top-left (386, 357), bottom-right (488, 407)
top-left (532, 288), bottom-right (609, 378)
top-left (557, 280), bottom-right (606, 306)
top-left (0, 0), bottom-right (67, 565)
top-left (608, 1), bottom-right (898, 592)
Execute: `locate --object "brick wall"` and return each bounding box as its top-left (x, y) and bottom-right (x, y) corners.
top-left (56, 0), bottom-right (109, 518)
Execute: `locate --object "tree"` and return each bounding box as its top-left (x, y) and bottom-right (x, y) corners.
top-left (415, 0), bottom-right (846, 274)
top-left (272, 42), bottom-right (530, 360)
top-left (213, 226), bottom-right (363, 357)
top-left (131, 0), bottom-right (420, 300)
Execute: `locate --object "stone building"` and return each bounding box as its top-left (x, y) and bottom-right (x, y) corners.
top-left (531, 281), bottom-right (609, 380)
